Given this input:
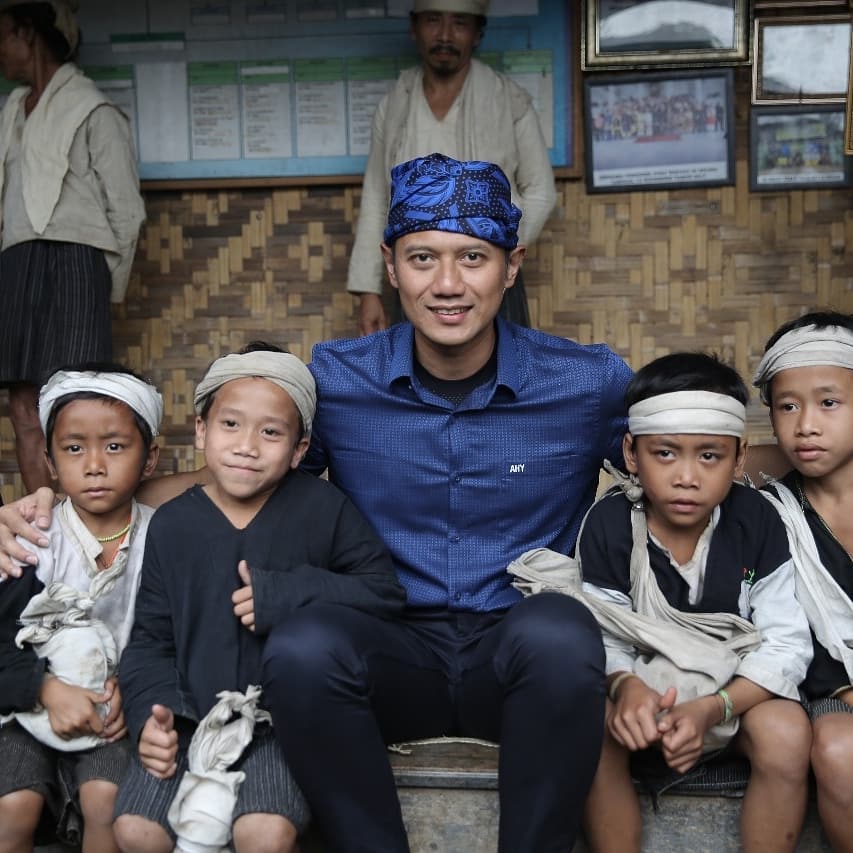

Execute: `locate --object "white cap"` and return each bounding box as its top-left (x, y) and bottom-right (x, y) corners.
top-left (412, 0), bottom-right (489, 14)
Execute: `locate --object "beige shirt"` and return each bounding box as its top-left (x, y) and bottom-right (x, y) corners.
top-left (0, 64), bottom-right (146, 302)
top-left (347, 59), bottom-right (556, 296)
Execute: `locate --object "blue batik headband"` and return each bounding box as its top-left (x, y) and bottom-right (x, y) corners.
top-left (383, 153), bottom-right (522, 250)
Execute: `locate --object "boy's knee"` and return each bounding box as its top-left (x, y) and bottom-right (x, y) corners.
top-left (79, 778), bottom-right (119, 826)
top-left (232, 813), bottom-right (298, 853)
top-left (113, 814), bottom-right (172, 853)
top-left (811, 716), bottom-right (853, 785)
top-left (0, 789), bottom-right (43, 843)
top-left (742, 701), bottom-right (811, 776)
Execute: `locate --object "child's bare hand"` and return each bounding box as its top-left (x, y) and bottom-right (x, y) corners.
top-left (232, 559), bottom-right (255, 632)
top-left (609, 680), bottom-right (676, 752)
top-left (39, 677), bottom-right (105, 738)
top-left (0, 488), bottom-right (56, 578)
top-left (139, 705), bottom-right (178, 779)
top-left (658, 695), bottom-right (719, 773)
top-left (101, 678), bottom-right (127, 742)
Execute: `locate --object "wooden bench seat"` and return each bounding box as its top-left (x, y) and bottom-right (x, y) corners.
top-left (302, 738), bottom-right (832, 852)
top-left (38, 738), bottom-right (833, 852)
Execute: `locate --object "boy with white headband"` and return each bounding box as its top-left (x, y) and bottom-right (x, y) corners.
top-left (578, 352), bottom-right (812, 853)
top-left (113, 342), bottom-right (404, 853)
top-left (0, 363), bottom-right (162, 853)
top-left (754, 310), bottom-right (853, 852)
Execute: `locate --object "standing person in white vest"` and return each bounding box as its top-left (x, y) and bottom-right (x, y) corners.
top-left (0, 1), bottom-right (146, 493)
top-left (347, 0), bottom-right (556, 335)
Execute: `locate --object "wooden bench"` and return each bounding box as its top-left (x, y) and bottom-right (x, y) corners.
top-left (37, 738), bottom-right (834, 851)
top-left (302, 738), bottom-right (832, 852)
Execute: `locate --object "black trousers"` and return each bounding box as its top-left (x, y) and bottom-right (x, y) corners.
top-left (262, 593), bottom-right (605, 853)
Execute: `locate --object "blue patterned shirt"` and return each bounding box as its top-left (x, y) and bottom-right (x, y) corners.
top-left (305, 319), bottom-right (632, 611)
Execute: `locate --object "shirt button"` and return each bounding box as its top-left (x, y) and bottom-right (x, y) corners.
top-left (453, 592), bottom-right (462, 601)
top-left (453, 475), bottom-right (461, 484)
top-left (450, 535), bottom-right (460, 543)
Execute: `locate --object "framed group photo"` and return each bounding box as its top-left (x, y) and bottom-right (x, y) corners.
top-left (847, 24), bottom-right (853, 154)
top-left (753, 16), bottom-right (851, 103)
top-left (582, 0), bottom-right (750, 69)
top-left (583, 69), bottom-right (735, 193)
top-left (750, 105), bottom-right (851, 190)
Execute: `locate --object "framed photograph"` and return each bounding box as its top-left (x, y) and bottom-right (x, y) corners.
top-left (846, 27), bottom-right (853, 154)
top-left (583, 69), bottom-right (735, 193)
top-left (754, 0), bottom-right (849, 7)
top-left (582, 0), bottom-right (750, 69)
top-left (750, 106), bottom-right (851, 190)
top-left (753, 16), bottom-right (852, 104)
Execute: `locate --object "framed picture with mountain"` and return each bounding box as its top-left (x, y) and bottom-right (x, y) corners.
top-left (753, 16), bottom-right (851, 104)
top-left (582, 0), bottom-right (750, 69)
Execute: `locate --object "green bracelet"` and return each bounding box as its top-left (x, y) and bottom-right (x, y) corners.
top-left (716, 688), bottom-right (734, 724)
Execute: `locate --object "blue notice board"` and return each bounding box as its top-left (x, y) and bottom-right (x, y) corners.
top-left (72, 0), bottom-right (576, 184)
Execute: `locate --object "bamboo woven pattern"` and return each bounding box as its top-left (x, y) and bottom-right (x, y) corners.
top-left (1, 68), bottom-right (851, 502)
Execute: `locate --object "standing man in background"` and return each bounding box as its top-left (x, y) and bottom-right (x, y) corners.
top-left (0, 0), bottom-right (146, 493)
top-left (347, 0), bottom-right (556, 335)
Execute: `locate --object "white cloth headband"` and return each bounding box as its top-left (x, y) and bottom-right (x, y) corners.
top-left (628, 391), bottom-right (746, 438)
top-left (1, 1), bottom-right (80, 56)
top-left (38, 370), bottom-right (164, 437)
top-left (193, 351), bottom-right (317, 436)
top-left (50, 0), bottom-right (79, 56)
top-left (752, 324), bottom-right (853, 403)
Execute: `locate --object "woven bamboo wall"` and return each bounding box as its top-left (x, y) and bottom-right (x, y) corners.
top-left (1, 66), bottom-right (851, 502)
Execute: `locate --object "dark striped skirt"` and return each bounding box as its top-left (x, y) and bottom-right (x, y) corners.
top-left (114, 724), bottom-right (310, 839)
top-left (0, 240), bottom-right (112, 388)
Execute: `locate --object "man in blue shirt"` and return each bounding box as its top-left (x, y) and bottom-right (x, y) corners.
top-left (262, 155), bottom-right (632, 852)
top-left (0, 154), bottom-right (632, 852)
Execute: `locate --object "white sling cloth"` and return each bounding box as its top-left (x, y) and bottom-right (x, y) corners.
top-left (6, 500), bottom-right (146, 750)
top-left (759, 480), bottom-right (853, 681)
top-left (11, 561), bottom-right (126, 751)
top-left (508, 464), bottom-right (762, 749)
top-left (168, 685), bottom-right (271, 853)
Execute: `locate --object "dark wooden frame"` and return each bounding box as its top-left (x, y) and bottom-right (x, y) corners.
top-left (583, 69), bottom-right (735, 193)
top-left (753, 15), bottom-right (852, 104)
top-left (750, 105), bottom-right (851, 191)
top-left (581, 0), bottom-right (749, 69)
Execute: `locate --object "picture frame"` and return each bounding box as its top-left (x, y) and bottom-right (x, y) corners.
top-left (846, 26), bottom-right (853, 154)
top-left (753, 0), bottom-right (848, 8)
top-left (581, 0), bottom-right (750, 70)
top-left (753, 16), bottom-right (852, 104)
top-left (583, 69), bottom-right (735, 193)
top-left (750, 105), bottom-right (851, 191)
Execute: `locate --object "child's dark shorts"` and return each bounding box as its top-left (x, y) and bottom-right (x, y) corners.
top-left (806, 696), bottom-right (853, 721)
top-left (0, 720), bottom-right (131, 844)
top-left (114, 724), bottom-right (310, 840)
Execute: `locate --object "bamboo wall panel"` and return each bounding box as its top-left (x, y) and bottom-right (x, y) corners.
top-left (1, 68), bottom-right (851, 502)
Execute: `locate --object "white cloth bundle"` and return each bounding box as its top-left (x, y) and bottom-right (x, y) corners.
top-left (12, 580), bottom-right (119, 751)
top-left (7, 500), bottom-right (143, 751)
top-left (168, 685), bottom-right (271, 853)
top-left (760, 480), bottom-right (853, 681)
